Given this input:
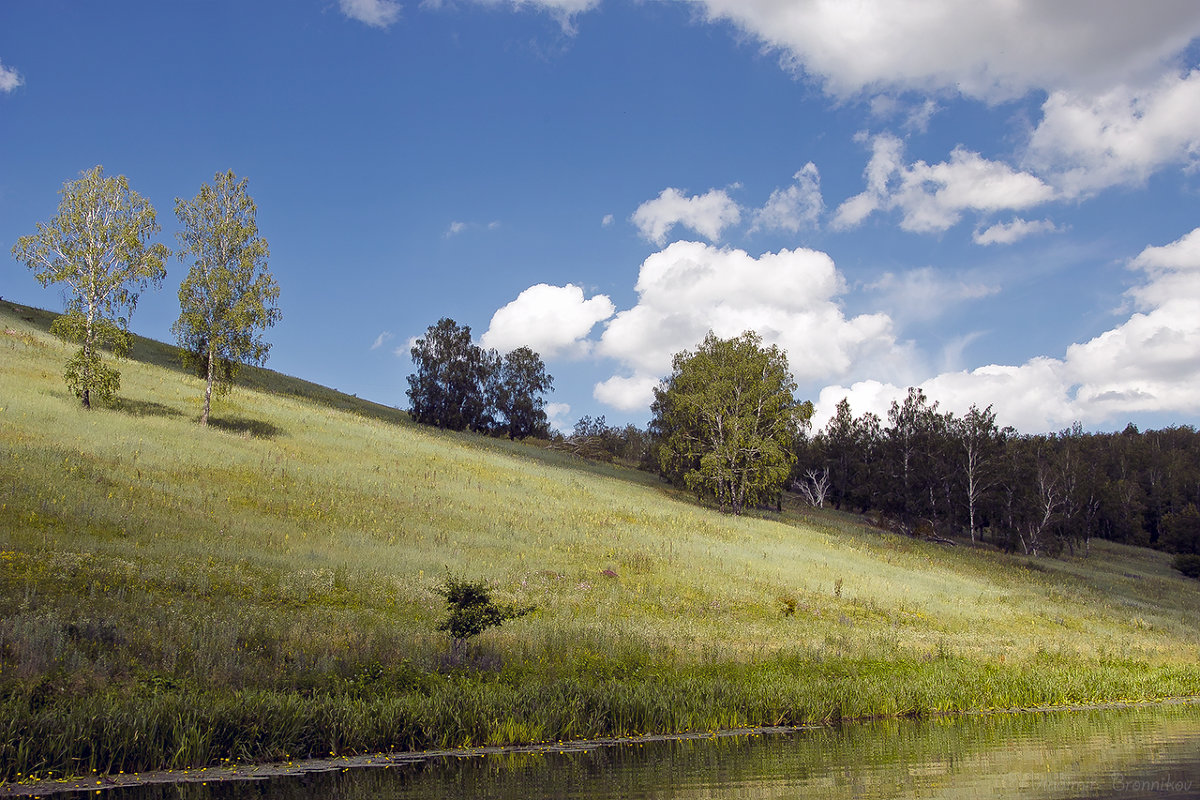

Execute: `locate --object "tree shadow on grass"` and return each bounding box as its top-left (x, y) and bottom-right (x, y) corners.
top-left (112, 398), bottom-right (186, 419)
top-left (208, 416), bottom-right (284, 439)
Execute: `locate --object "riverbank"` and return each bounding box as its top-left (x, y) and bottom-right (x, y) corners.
top-left (4, 301), bottom-right (1200, 787)
top-left (6, 696), bottom-right (1200, 798)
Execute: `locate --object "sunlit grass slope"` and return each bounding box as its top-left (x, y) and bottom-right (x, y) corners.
top-left (3, 299), bottom-right (1200, 782)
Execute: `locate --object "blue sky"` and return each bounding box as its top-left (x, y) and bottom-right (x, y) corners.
top-left (4, 1), bottom-right (1200, 434)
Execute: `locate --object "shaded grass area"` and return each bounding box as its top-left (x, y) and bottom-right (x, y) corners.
top-left (3, 300), bottom-right (1200, 783)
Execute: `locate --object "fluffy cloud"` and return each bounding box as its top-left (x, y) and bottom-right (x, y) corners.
top-left (681, 2), bottom-right (1200, 201)
top-left (544, 402), bottom-right (573, 433)
top-left (814, 361), bottom-right (1078, 434)
top-left (815, 226), bottom-right (1200, 432)
top-left (1131, 227), bottom-right (1200, 274)
top-left (972, 218), bottom-right (1063, 246)
top-left (834, 134), bottom-right (1055, 233)
top-left (1026, 69), bottom-right (1200, 196)
top-left (593, 241), bottom-right (910, 410)
top-left (1062, 227), bottom-right (1200, 417)
top-left (692, 0), bottom-right (1200, 102)
top-left (750, 163), bottom-right (823, 233)
top-left (370, 331), bottom-right (394, 350)
top-left (339, 0), bottom-right (401, 28)
top-left (633, 169), bottom-right (827, 243)
top-left (0, 61), bottom-right (21, 93)
top-left (593, 374), bottom-right (661, 412)
top-left (481, 282), bottom-right (615, 357)
top-left (631, 187), bottom-right (742, 245)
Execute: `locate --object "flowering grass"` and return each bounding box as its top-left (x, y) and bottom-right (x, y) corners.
top-left (3, 300), bottom-right (1200, 783)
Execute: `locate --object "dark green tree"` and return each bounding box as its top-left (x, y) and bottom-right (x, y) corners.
top-left (407, 318), bottom-right (494, 431)
top-left (883, 388), bottom-right (945, 524)
top-left (652, 331), bottom-right (811, 514)
top-left (493, 346), bottom-right (553, 440)
top-left (1160, 504), bottom-right (1200, 555)
top-left (173, 170), bottom-right (280, 426)
top-left (11, 166), bottom-right (168, 408)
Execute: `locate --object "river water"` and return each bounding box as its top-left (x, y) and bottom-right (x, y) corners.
top-left (28, 702), bottom-right (1200, 799)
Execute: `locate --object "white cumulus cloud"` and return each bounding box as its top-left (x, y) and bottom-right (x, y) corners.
top-left (340, 0), bottom-right (402, 28)
top-left (750, 163), bottom-right (823, 233)
top-left (0, 60), bottom-right (22, 93)
top-left (973, 218), bottom-right (1064, 246)
top-left (631, 187), bottom-right (742, 245)
top-left (593, 241), bottom-right (911, 411)
top-left (691, 0), bottom-right (1200, 102)
top-left (1026, 69), bottom-right (1200, 197)
top-left (481, 283), bottom-right (615, 358)
top-left (815, 226), bottom-right (1200, 432)
top-left (834, 134), bottom-right (1055, 233)
top-left (544, 402), bottom-right (573, 433)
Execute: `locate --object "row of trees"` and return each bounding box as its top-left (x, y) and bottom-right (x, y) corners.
top-left (406, 318), bottom-right (553, 440)
top-left (597, 329), bottom-right (1200, 564)
top-left (796, 388), bottom-right (1200, 558)
top-left (12, 166), bottom-right (280, 424)
top-left (552, 415), bottom-right (653, 465)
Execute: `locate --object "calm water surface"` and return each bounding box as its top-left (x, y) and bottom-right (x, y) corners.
top-left (34, 703), bottom-right (1200, 799)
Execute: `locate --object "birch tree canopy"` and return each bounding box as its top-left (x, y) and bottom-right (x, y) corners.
top-left (11, 165), bottom-right (168, 409)
top-left (652, 331), bottom-right (812, 514)
top-left (173, 170), bottom-right (280, 426)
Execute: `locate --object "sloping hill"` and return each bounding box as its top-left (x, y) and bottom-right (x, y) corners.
top-left (2, 299), bottom-right (1199, 783)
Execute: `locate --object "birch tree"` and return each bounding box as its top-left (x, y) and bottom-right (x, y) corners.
top-left (652, 331), bottom-right (810, 514)
top-left (11, 166), bottom-right (168, 408)
top-left (955, 404), bottom-right (1004, 542)
top-left (173, 171), bottom-right (280, 426)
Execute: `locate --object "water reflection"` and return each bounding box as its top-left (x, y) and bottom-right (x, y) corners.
top-left (30, 702), bottom-right (1200, 799)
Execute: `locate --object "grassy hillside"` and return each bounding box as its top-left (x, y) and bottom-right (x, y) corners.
top-left (2, 299), bottom-right (1200, 784)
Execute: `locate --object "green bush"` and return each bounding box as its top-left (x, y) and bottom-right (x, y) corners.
top-left (436, 575), bottom-right (535, 641)
top-left (1172, 553), bottom-right (1200, 580)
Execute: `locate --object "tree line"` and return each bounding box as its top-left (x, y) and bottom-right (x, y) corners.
top-left (12, 166), bottom-right (280, 425)
top-left (795, 388), bottom-right (1200, 562)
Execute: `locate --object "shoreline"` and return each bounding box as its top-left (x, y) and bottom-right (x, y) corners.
top-left (5, 696), bottom-right (1198, 798)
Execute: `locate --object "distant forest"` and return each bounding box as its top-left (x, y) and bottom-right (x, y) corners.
top-left (792, 389), bottom-right (1200, 560)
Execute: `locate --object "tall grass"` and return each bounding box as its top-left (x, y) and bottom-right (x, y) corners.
top-left (3, 299), bottom-right (1200, 782)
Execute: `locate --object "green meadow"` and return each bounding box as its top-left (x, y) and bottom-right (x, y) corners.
top-left (2, 299), bottom-right (1200, 784)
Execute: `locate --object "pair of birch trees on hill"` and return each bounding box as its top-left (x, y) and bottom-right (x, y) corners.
top-left (12, 166), bottom-right (279, 425)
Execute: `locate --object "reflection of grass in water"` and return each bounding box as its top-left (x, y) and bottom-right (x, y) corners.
top-left (252, 705), bottom-right (1200, 800)
top-left (64, 704), bottom-right (1194, 800)
top-left (3, 300), bottom-right (1200, 785)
